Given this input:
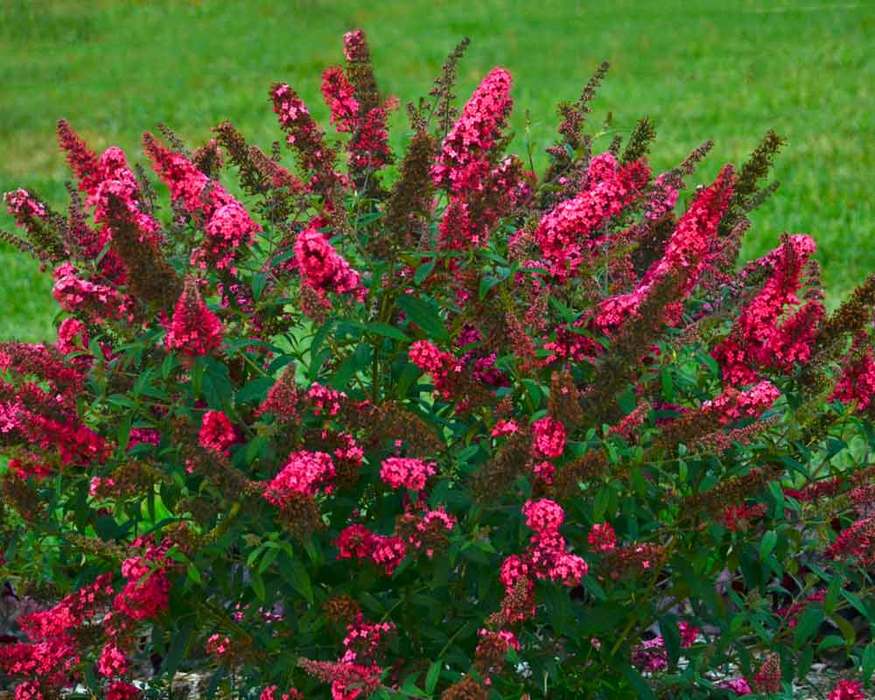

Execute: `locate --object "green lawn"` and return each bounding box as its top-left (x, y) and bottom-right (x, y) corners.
top-left (1, 0), bottom-right (872, 341)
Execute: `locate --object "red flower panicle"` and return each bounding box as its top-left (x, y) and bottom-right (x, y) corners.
top-left (522, 498), bottom-right (565, 533)
top-left (265, 450), bottom-right (337, 502)
top-left (300, 611), bottom-right (393, 700)
top-left (56, 318), bottom-right (89, 356)
top-left (408, 340), bottom-right (459, 399)
top-left (53, 262), bottom-right (132, 322)
top-left (260, 686), bottom-right (303, 700)
top-left (5, 188), bottom-right (48, 226)
top-left (751, 653), bottom-right (781, 693)
top-left (495, 499), bottom-right (587, 622)
top-left (106, 682), bottom-right (141, 700)
top-left (644, 172), bottom-right (680, 221)
top-left (825, 516), bottom-right (875, 565)
top-left (306, 382), bottom-right (347, 416)
top-left (97, 642), bottom-right (129, 678)
top-left (57, 119), bottom-right (102, 193)
top-left (165, 281), bottom-right (224, 356)
top-left (828, 680), bottom-right (866, 700)
top-left (144, 133), bottom-right (259, 272)
top-left (256, 364), bottom-right (300, 422)
top-left (113, 540), bottom-right (171, 622)
top-left (702, 380), bottom-right (781, 425)
top-left (322, 66), bottom-right (359, 133)
top-left (531, 416), bottom-right (566, 459)
top-left (90, 145), bottom-right (162, 246)
top-left (198, 410), bottom-right (237, 454)
top-left (595, 165), bottom-right (734, 331)
top-left (432, 67), bottom-right (513, 193)
top-left (294, 227), bottom-right (365, 302)
top-left (491, 418), bottom-right (520, 437)
top-left (0, 575), bottom-right (116, 696)
top-left (588, 522), bottom-right (617, 552)
top-left (205, 633), bottom-right (231, 657)
top-left (713, 234), bottom-right (823, 384)
top-left (535, 153), bottom-right (650, 277)
top-left (831, 343), bottom-right (875, 411)
top-left (271, 83), bottom-right (339, 198)
top-left (379, 456), bottom-right (436, 491)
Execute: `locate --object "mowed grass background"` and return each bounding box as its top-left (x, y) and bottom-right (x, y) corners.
top-left (1, 0), bottom-right (872, 340)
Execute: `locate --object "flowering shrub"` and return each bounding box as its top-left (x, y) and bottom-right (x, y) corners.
top-left (1, 29), bottom-right (875, 699)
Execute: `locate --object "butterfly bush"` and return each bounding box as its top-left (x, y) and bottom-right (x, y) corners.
top-left (1, 30), bottom-right (875, 700)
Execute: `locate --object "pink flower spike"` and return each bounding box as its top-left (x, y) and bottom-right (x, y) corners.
top-left (198, 410), bottom-right (237, 454)
top-left (322, 66), bottom-right (359, 133)
top-left (522, 498), bottom-right (565, 533)
top-left (828, 679), bottom-right (866, 700)
top-left (588, 522), bottom-right (617, 552)
top-left (432, 67), bottom-right (513, 194)
top-left (264, 450), bottom-right (336, 502)
top-left (294, 227), bottom-right (365, 301)
top-left (379, 457), bottom-right (436, 491)
top-left (532, 416), bottom-right (566, 458)
top-left (165, 280), bottom-right (224, 357)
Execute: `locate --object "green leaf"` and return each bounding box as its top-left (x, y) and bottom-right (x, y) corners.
top-left (579, 604), bottom-right (625, 637)
top-left (548, 296), bottom-right (578, 323)
top-left (767, 480), bottom-right (785, 517)
top-left (397, 295), bottom-right (449, 341)
top-left (117, 414), bottom-right (132, 451)
top-left (251, 572), bottom-right (266, 601)
top-left (285, 557), bottom-right (314, 604)
top-left (478, 273), bottom-right (504, 300)
top-left (797, 646), bottom-right (814, 681)
top-left (366, 322), bottom-right (410, 341)
top-left (414, 260), bottom-right (436, 285)
top-left (863, 643), bottom-right (875, 682)
top-left (186, 561), bottom-right (202, 585)
top-left (399, 676), bottom-right (429, 698)
top-left (236, 376), bottom-right (275, 404)
top-left (824, 575), bottom-right (843, 614)
top-left (617, 387), bottom-right (637, 414)
top-left (659, 614), bottom-right (681, 667)
top-left (251, 272), bottom-right (268, 301)
top-left (161, 352), bottom-right (178, 379)
top-left (268, 354), bottom-right (296, 374)
top-left (330, 343), bottom-right (372, 389)
top-left (94, 514), bottom-right (125, 540)
top-left (191, 357), bottom-right (205, 397)
top-left (622, 665), bottom-right (656, 699)
top-left (660, 367), bottom-right (674, 402)
top-left (258, 546), bottom-right (279, 574)
top-left (593, 487), bottom-right (611, 521)
top-left (162, 619), bottom-right (194, 678)
top-left (521, 378), bottom-right (543, 407)
top-left (425, 660), bottom-right (441, 694)
top-left (842, 589), bottom-right (871, 621)
top-left (816, 635), bottom-right (844, 653)
top-left (107, 393), bottom-right (138, 410)
top-left (775, 455), bottom-right (809, 480)
top-left (582, 575), bottom-right (607, 601)
top-left (794, 605), bottom-right (823, 646)
top-left (246, 543), bottom-right (267, 568)
top-left (309, 319), bottom-right (337, 380)
top-left (759, 530), bottom-right (778, 561)
top-left (202, 357), bottom-right (233, 409)
top-left (245, 435), bottom-right (268, 465)
top-left (832, 613), bottom-right (856, 647)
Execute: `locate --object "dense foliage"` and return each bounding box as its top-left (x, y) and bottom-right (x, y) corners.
top-left (0, 29), bottom-right (873, 699)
